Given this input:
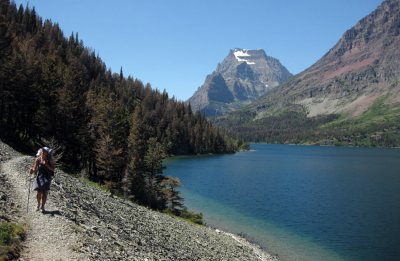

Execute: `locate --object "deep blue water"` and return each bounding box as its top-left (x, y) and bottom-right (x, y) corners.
top-left (164, 144), bottom-right (400, 261)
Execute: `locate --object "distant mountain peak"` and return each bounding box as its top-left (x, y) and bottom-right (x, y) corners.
top-left (188, 48), bottom-right (292, 116)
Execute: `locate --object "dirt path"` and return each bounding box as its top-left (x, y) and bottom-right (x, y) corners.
top-left (2, 156), bottom-right (85, 261)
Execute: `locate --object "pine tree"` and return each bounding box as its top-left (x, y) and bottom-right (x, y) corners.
top-left (143, 137), bottom-right (166, 209)
top-left (161, 176), bottom-right (184, 214)
top-left (126, 105), bottom-right (147, 204)
top-left (94, 131), bottom-right (123, 186)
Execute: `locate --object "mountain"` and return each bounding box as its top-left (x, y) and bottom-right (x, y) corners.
top-left (188, 48), bottom-right (292, 116)
top-left (216, 0), bottom-right (400, 147)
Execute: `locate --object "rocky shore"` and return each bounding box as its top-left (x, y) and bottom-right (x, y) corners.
top-left (0, 141), bottom-right (277, 260)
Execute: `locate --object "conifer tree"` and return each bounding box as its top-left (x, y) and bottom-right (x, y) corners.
top-left (161, 176), bottom-right (184, 214)
top-left (126, 105), bottom-right (147, 204)
top-left (94, 131), bottom-right (123, 185)
top-left (143, 137), bottom-right (166, 209)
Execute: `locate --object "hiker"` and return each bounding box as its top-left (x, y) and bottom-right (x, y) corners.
top-left (30, 147), bottom-right (55, 212)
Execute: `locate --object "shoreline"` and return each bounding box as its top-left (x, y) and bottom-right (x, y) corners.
top-left (251, 141), bottom-right (400, 149)
top-left (216, 228), bottom-right (279, 261)
top-left (206, 221), bottom-right (279, 261)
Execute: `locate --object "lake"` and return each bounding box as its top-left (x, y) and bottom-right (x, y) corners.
top-left (164, 144), bottom-right (400, 261)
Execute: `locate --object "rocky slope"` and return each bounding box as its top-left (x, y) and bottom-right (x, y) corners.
top-left (252, 0), bottom-right (400, 118)
top-left (188, 49), bottom-right (292, 116)
top-left (0, 141), bottom-right (277, 260)
top-left (0, 142), bottom-right (23, 227)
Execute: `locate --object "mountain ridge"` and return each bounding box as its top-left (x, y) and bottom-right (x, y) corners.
top-left (252, 0), bottom-right (400, 117)
top-left (188, 48), bottom-right (292, 116)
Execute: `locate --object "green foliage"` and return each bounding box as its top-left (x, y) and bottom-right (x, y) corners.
top-left (215, 108), bottom-right (339, 144)
top-left (144, 138), bottom-right (166, 175)
top-left (165, 208), bottom-right (204, 225)
top-left (238, 141), bottom-right (250, 151)
top-left (79, 177), bottom-right (110, 193)
top-left (0, 222), bottom-right (25, 260)
top-left (161, 176), bottom-right (184, 214)
top-left (0, 223), bottom-right (24, 245)
top-left (179, 208), bottom-right (204, 225)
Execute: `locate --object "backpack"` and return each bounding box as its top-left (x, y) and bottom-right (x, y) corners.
top-left (36, 146), bottom-right (55, 172)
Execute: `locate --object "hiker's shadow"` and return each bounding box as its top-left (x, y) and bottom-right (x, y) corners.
top-left (42, 210), bottom-right (62, 217)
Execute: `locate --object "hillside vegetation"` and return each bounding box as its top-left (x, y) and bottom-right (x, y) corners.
top-left (214, 94), bottom-right (400, 147)
top-left (0, 1), bottom-right (245, 212)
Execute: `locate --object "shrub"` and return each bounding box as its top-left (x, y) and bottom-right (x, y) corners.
top-left (0, 222), bottom-right (25, 260)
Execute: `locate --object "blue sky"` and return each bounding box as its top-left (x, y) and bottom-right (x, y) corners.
top-left (15, 0), bottom-right (383, 101)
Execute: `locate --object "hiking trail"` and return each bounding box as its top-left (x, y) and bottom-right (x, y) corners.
top-left (2, 155), bottom-right (85, 260)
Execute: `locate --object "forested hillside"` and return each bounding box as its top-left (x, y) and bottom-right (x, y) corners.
top-left (0, 1), bottom-right (244, 211)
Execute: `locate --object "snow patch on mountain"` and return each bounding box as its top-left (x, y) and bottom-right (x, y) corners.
top-left (234, 49), bottom-right (256, 65)
top-left (233, 50), bottom-right (250, 57)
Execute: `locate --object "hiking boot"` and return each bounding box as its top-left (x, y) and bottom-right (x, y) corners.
top-left (41, 206), bottom-right (45, 213)
top-left (36, 204), bottom-right (40, 211)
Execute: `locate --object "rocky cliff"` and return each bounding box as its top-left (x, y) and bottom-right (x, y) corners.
top-left (188, 49), bottom-right (292, 116)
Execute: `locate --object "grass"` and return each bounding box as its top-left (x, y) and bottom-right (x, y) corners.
top-left (179, 209), bottom-right (204, 225)
top-left (68, 170), bottom-right (113, 194)
top-left (79, 177), bottom-right (110, 192)
top-left (0, 222), bottom-right (26, 261)
top-left (164, 208), bottom-right (204, 225)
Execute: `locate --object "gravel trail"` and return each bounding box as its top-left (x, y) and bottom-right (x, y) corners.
top-left (2, 155), bottom-right (86, 260)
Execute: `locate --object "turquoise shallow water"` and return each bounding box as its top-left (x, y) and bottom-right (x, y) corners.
top-left (164, 144), bottom-right (400, 261)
